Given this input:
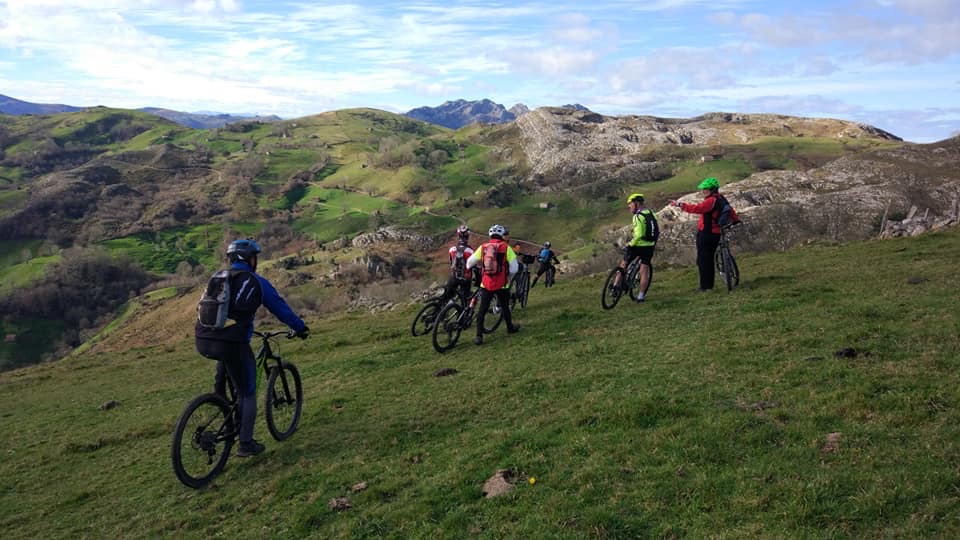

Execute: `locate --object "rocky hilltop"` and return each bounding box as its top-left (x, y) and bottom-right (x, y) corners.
top-left (644, 136), bottom-right (960, 265)
top-left (514, 107), bottom-right (901, 182)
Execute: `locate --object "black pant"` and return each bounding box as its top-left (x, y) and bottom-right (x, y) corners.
top-left (475, 287), bottom-right (514, 337)
top-left (196, 338), bottom-right (258, 443)
top-left (696, 231), bottom-right (721, 290)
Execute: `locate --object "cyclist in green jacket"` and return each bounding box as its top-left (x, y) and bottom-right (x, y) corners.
top-left (615, 193), bottom-right (658, 302)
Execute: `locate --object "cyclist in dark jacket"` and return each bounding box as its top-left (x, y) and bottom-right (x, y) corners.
top-left (195, 239), bottom-right (309, 457)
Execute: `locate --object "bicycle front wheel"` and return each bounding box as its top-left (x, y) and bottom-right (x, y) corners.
top-left (432, 302), bottom-right (463, 353)
top-left (265, 362), bottom-right (303, 441)
top-left (519, 273), bottom-right (530, 308)
top-left (171, 393), bottom-right (234, 489)
top-left (601, 267), bottom-right (625, 310)
top-left (721, 249), bottom-right (739, 291)
top-left (411, 301), bottom-right (441, 337)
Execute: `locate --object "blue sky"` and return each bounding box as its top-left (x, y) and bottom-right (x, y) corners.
top-left (1, 0), bottom-right (958, 142)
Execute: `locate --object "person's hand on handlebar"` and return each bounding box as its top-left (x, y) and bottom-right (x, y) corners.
top-left (295, 325), bottom-right (310, 340)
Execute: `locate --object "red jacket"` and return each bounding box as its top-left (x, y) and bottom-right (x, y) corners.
top-left (679, 193), bottom-right (737, 234)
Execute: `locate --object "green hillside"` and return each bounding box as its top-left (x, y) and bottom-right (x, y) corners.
top-left (2, 228), bottom-right (958, 538)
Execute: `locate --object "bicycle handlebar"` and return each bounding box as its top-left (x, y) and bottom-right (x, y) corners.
top-left (253, 330), bottom-right (297, 340)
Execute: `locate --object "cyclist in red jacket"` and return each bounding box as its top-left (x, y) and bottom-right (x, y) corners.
top-left (670, 177), bottom-right (738, 291)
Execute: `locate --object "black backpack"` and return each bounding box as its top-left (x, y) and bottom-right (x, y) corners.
top-left (713, 195), bottom-right (741, 229)
top-left (640, 209), bottom-right (660, 243)
top-left (196, 270), bottom-right (261, 330)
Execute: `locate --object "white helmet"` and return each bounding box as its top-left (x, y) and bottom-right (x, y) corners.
top-left (488, 224), bottom-right (506, 238)
top-left (544, 241), bottom-right (551, 248)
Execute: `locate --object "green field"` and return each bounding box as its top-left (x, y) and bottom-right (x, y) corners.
top-left (2, 227), bottom-right (959, 537)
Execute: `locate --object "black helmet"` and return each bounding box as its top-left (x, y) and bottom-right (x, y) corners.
top-left (227, 239), bottom-right (261, 262)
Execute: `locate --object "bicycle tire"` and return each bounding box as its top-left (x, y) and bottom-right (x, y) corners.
top-left (722, 248), bottom-right (739, 291)
top-left (411, 301), bottom-right (441, 337)
top-left (171, 393), bottom-right (234, 489)
top-left (715, 249), bottom-right (725, 278)
top-left (265, 362), bottom-right (303, 441)
top-left (432, 302), bottom-right (463, 353)
top-left (601, 267), bottom-right (625, 310)
top-left (483, 293), bottom-right (504, 334)
top-left (721, 247), bottom-right (736, 291)
top-left (729, 253), bottom-right (740, 287)
top-left (509, 276), bottom-right (520, 310)
top-left (519, 273), bottom-right (530, 308)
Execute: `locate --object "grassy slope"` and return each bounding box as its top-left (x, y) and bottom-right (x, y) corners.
top-left (2, 228), bottom-right (959, 538)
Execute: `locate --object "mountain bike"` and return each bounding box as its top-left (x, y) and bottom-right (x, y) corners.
top-left (172, 330), bottom-right (304, 489)
top-left (510, 254), bottom-right (535, 310)
top-left (715, 225), bottom-right (740, 291)
top-left (601, 252), bottom-right (653, 310)
top-left (432, 287), bottom-right (504, 353)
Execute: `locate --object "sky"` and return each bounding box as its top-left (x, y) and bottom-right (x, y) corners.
top-left (1, 0), bottom-right (958, 143)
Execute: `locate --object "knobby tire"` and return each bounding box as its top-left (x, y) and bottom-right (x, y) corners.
top-left (265, 362), bottom-right (303, 441)
top-left (432, 302), bottom-right (463, 353)
top-left (171, 393), bottom-right (234, 489)
top-left (601, 267), bottom-right (625, 310)
top-left (411, 301), bottom-right (441, 337)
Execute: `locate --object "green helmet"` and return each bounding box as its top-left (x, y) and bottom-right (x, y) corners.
top-left (627, 193), bottom-right (645, 204)
top-left (697, 177), bottom-right (720, 190)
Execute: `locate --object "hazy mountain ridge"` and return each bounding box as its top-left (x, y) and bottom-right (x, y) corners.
top-left (0, 94), bottom-right (279, 129)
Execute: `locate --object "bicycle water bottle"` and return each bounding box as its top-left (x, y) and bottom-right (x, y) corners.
top-left (469, 296), bottom-right (477, 308)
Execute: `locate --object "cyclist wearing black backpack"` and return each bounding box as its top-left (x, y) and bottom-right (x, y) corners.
top-left (615, 193), bottom-right (658, 302)
top-left (441, 225), bottom-right (478, 304)
top-left (670, 177), bottom-right (739, 291)
top-left (194, 239), bottom-right (309, 458)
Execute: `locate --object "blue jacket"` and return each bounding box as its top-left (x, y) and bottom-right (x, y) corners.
top-left (195, 261), bottom-right (306, 343)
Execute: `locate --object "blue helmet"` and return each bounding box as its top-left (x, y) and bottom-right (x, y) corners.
top-left (227, 239), bottom-right (261, 262)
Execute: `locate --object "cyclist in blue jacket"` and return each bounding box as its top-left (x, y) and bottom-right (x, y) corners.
top-left (530, 241), bottom-right (560, 289)
top-left (195, 239), bottom-right (309, 457)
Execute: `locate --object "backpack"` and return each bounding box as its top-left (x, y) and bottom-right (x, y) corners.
top-left (481, 242), bottom-right (504, 275)
top-left (538, 248), bottom-right (552, 263)
top-left (451, 245), bottom-right (467, 279)
top-left (714, 195), bottom-right (741, 229)
top-left (196, 270), bottom-right (260, 330)
top-left (640, 209), bottom-right (660, 243)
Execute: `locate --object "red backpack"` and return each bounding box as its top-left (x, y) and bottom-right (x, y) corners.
top-left (481, 242), bottom-right (505, 275)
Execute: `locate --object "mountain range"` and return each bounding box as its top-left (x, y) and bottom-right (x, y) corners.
top-left (0, 94), bottom-right (280, 129)
top-left (1, 93), bottom-right (588, 130)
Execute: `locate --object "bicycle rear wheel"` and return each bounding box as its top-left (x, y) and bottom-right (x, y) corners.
top-left (601, 267), bottom-right (625, 309)
top-left (265, 362), bottom-right (303, 441)
top-left (171, 393), bottom-right (234, 489)
top-left (483, 293), bottom-right (504, 334)
top-left (411, 301), bottom-right (441, 337)
top-left (432, 302), bottom-right (463, 353)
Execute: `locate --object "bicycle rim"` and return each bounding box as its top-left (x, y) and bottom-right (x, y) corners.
top-left (601, 267), bottom-right (624, 309)
top-left (432, 303), bottom-right (463, 353)
top-left (411, 301), bottom-right (440, 337)
top-left (171, 393), bottom-right (234, 489)
top-left (265, 363), bottom-right (303, 441)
